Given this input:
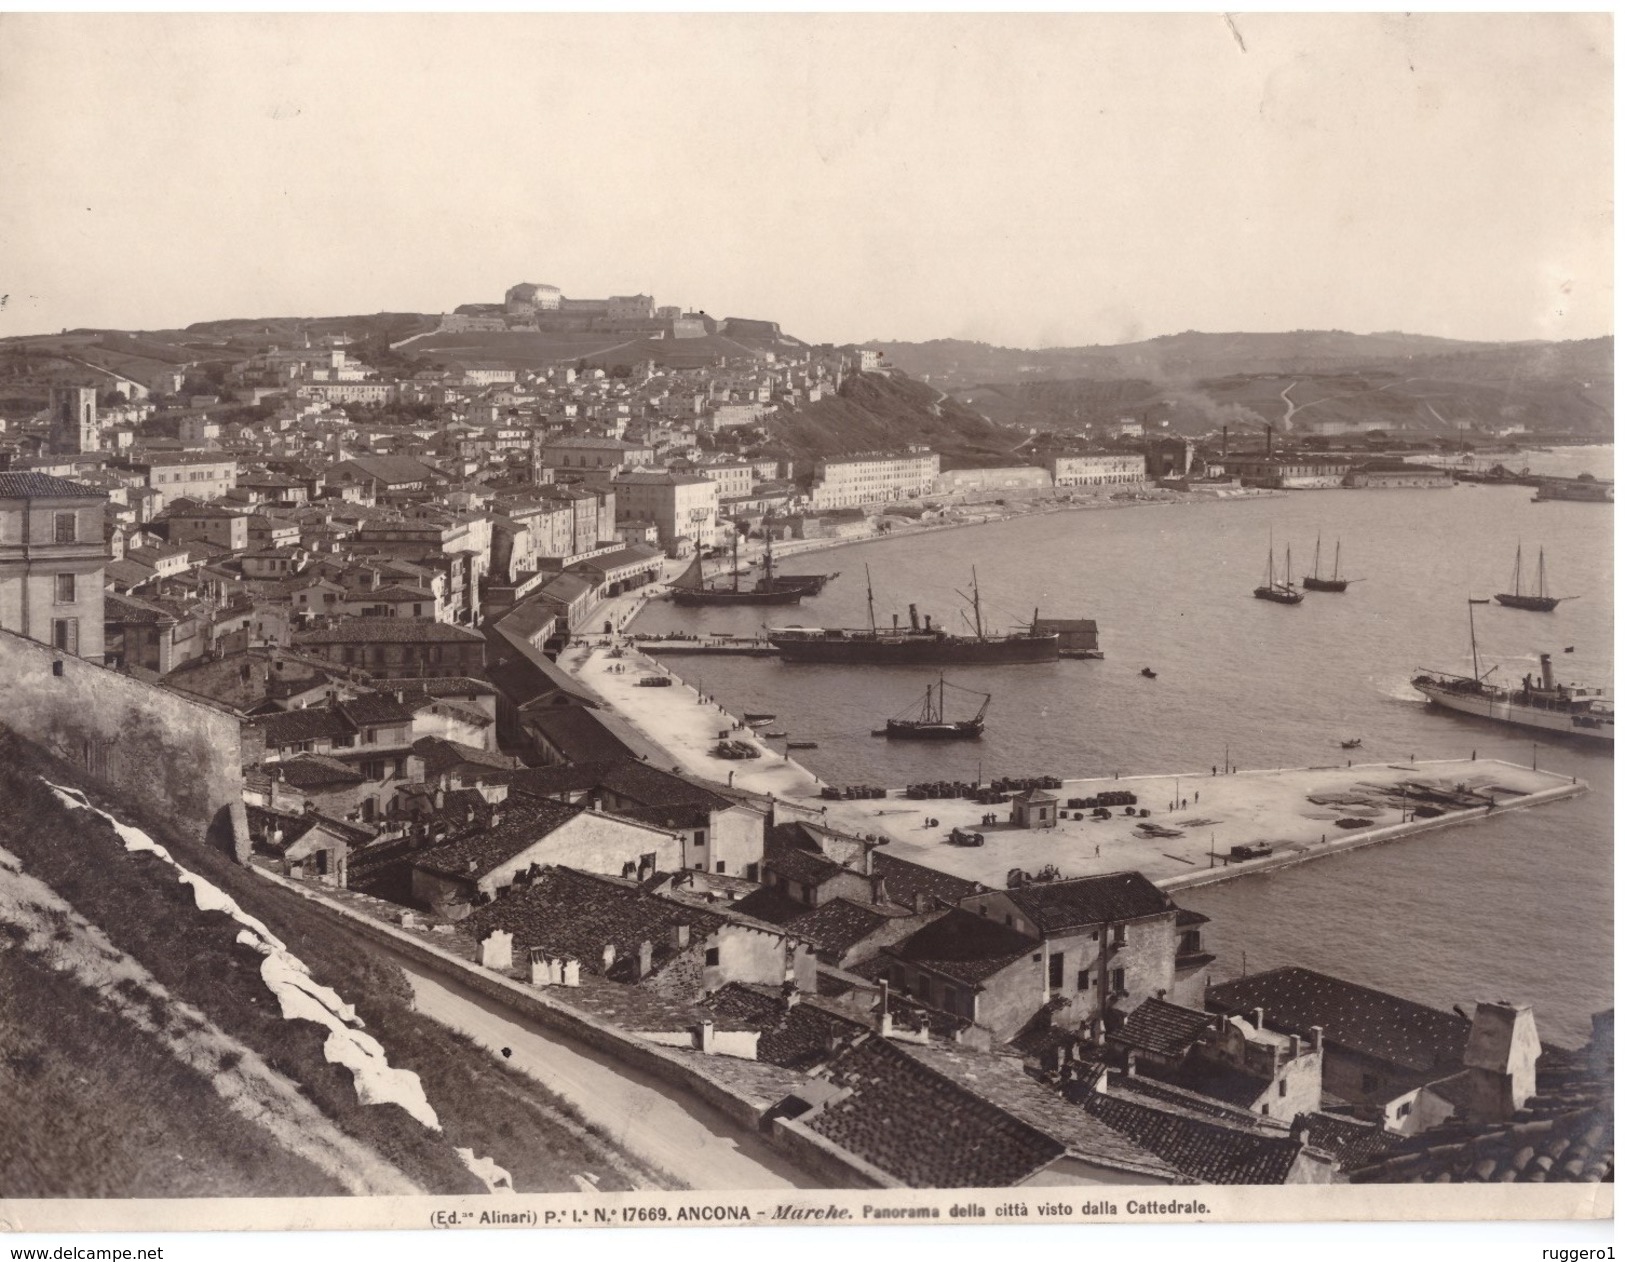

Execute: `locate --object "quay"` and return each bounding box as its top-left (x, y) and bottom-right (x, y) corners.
top-left (562, 643), bottom-right (1587, 891)
top-left (634, 635), bottom-right (779, 657)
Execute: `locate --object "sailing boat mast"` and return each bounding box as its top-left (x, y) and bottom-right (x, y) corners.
top-left (865, 564), bottom-right (877, 634)
top-left (1312, 533), bottom-right (1322, 580)
top-left (1332, 540), bottom-right (1341, 582)
top-left (971, 568), bottom-right (985, 639)
top-left (1537, 547), bottom-right (1547, 599)
top-left (731, 529), bottom-right (740, 593)
top-left (1512, 543), bottom-right (1524, 597)
top-left (1469, 597), bottom-right (1482, 681)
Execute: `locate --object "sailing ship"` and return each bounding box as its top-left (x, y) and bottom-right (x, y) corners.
top-left (768, 567), bottom-right (1060, 665)
top-left (1253, 534), bottom-right (1304, 604)
top-left (1302, 534), bottom-right (1354, 592)
top-left (671, 532), bottom-right (804, 606)
top-left (1412, 600), bottom-right (1612, 742)
top-left (1494, 544), bottom-right (1570, 612)
top-left (884, 675), bottom-right (990, 740)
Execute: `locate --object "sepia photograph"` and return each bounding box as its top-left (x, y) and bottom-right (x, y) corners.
top-left (0, 9), bottom-right (1612, 1248)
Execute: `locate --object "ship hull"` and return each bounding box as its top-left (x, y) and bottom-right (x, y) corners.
top-left (1302, 578), bottom-right (1349, 592)
top-left (885, 720), bottom-right (984, 740)
top-left (1494, 594), bottom-right (1559, 612)
top-left (770, 632), bottom-right (1060, 665)
top-left (1412, 678), bottom-right (1614, 743)
top-left (673, 588), bottom-right (802, 607)
top-left (1253, 586), bottom-right (1304, 604)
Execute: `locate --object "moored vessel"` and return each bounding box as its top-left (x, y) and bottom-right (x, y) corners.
top-left (884, 676), bottom-right (990, 740)
top-left (768, 567), bottom-right (1060, 665)
top-left (671, 532), bottom-right (803, 606)
top-left (1412, 600), bottom-right (1612, 742)
top-left (1302, 534), bottom-right (1355, 593)
top-left (1494, 544), bottom-right (1571, 613)
top-left (1253, 533), bottom-right (1304, 604)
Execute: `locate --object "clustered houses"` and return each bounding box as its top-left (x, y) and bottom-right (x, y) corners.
top-left (1, 300), bottom-right (1607, 1192)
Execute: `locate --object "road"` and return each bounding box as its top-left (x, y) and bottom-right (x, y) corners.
top-left (381, 944), bottom-right (820, 1190)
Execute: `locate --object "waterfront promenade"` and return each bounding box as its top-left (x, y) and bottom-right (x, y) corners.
top-left (560, 642), bottom-right (1585, 891)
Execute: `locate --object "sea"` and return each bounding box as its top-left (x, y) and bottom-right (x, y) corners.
top-left (629, 446), bottom-right (1614, 1047)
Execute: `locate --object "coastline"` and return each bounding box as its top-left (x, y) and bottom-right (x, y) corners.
top-left (559, 639), bottom-right (1586, 892)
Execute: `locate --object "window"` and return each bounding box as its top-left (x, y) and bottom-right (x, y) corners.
top-left (745, 863), bottom-right (759, 882)
top-left (362, 729), bottom-right (377, 745)
top-left (704, 947), bottom-right (720, 967)
top-left (715, 861), bottom-right (725, 874)
top-left (1048, 953), bottom-right (1064, 990)
top-left (693, 829), bottom-right (707, 847)
top-left (51, 618), bottom-right (78, 654)
top-left (53, 512), bottom-right (76, 543)
top-left (1278, 1079), bottom-right (1288, 1098)
top-left (1077, 970), bottom-right (1092, 990)
top-left (54, 574), bottom-right (75, 604)
top-left (1112, 925), bottom-right (1127, 946)
top-left (1261, 1103), bottom-right (1269, 1117)
top-left (1396, 1101), bottom-right (1412, 1119)
top-left (1109, 967), bottom-right (1125, 994)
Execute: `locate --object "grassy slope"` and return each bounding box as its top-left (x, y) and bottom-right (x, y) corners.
top-left (1, 948), bottom-right (347, 1198)
top-left (0, 728), bottom-right (663, 1197)
top-left (767, 372), bottom-right (1025, 465)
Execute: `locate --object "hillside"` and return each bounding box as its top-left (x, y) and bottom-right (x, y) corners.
top-left (886, 334), bottom-right (1613, 439)
top-left (866, 331), bottom-right (1614, 388)
top-left (0, 727), bottom-right (663, 1198)
top-left (765, 371), bottom-right (1026, 465)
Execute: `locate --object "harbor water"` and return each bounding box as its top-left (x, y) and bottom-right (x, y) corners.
top-left (630, 447), bottom-right (1613, 1046)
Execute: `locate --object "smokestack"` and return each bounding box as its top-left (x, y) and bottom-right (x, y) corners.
top-left (908, 603), bottom-right (920, 631)
top-left (1222, 425), bottom-right (1228, 459)
top-left (1540, 653), bottom-right (1554, 689)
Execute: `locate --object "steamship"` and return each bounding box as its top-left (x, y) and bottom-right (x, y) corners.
top-left (768, 568), bottom-right (1059, 665)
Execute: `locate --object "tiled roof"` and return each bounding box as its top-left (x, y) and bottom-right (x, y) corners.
top-left (461, 867), bottom-right (731, 983)
top-left (520, 705), bottom-right (643, 765)
top-left (269, 753), bottom-right (365, 788)
top-left (703, 983), bottom-right (868, 1071)
top-left (872, 850), bottom-right (983, 905)
top-left (806, 1037), bottom-right (1065, 1187)
top-left (787, 897), bottom-right (914, 956)
top-left (898, 1043), bottom-right (1182, 1180)
top-left (1351, 1104), bottom-right (1611, 1184)
top-left (0, 471), bottom-right (105, 498)
top-left (1000, 870), bottom-right (1174, 932)
top-left (410, 736), bottom-right (515, 781)
top-left (252, 706), bottom-right (352, 746)
top-left (1298, 1112), bottom-right (1399, 1170)
top-left (766, 842), bottom-right (851, 887)
top-left (1083, 1074), bottom-right (1310, 1184)
top-left (1206, 967), bottom-right (1471, 1074)
top-left (510, 758), bottom-right (733, 814)
top-left (1115, 998), bottom-right (1217, 1058)
top-left (411, 796), bottom-right (592, 881)
top-left (337, 693), bottom-right (416, 727)
top-left (295, 618), bottom-right (484, 645)
top-left (886, 907), bottom-right (1039, 985)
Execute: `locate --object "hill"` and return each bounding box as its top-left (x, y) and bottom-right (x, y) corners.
top-left (878, 333), bottom-right (1613, 439)
top-left (0, 727), bottom-right (662, 1197)
top-left (765, 371), bottom-right (1027, 466)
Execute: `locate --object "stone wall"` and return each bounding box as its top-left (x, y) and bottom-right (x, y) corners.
top-left (0, 627), bottom-right (245, 842)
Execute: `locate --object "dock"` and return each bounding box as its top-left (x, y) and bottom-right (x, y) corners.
top-left (635, 636), bottom-right (780, 657)
top-left (561, 641), bottom-right (1588, 892)
top-left (800, 761), bottom-right (1585, 892)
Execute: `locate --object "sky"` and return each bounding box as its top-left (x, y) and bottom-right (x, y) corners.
top-left (0, 13), bottom-right (1612, 347)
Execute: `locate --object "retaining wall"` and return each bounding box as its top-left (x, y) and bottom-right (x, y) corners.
top-left (0, 627), bottom-right (245, 841)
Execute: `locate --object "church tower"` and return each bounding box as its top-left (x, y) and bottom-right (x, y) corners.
top-left (49, 386), bottom-right (99, 454)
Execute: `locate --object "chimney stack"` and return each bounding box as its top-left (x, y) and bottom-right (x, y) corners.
top-left (636, 939), bottom-right (653, 979)
top-left (1310, 1025), bottom-right (1324, 1053)
top-left (601, 943), bottom-right (617, 974)
top-left (1289, 1033), bottom-right (1302, 1058)
top-left (1253, 1007), bottom-right (1266, 1031)
top-left (671, 922), bottom-right (690, 949)
top-left (1125, 1051), bottom-right (1139, 1078)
